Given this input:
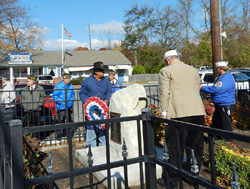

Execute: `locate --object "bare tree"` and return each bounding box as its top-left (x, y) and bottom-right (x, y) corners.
top-left (0, 2), bottom-right (44, 50)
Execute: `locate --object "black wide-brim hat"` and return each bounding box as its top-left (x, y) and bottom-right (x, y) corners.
top-left (93, 61), bottom-right (105, 72)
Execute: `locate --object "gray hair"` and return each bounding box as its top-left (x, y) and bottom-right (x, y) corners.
top-left (165, 55), bottom-right (179, 61)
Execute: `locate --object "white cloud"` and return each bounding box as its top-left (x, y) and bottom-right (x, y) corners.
top-left (90, 21), bottom-right (125, 36)
top-left (43, 39), bottom-right (88, 51)
top-left (91, 39), bottom-right (122, 50)
top-left (42, 26), bottom-right (53, 35)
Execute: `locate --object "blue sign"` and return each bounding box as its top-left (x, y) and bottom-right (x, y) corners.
top-left (8, 53), bottom-right (32, 64)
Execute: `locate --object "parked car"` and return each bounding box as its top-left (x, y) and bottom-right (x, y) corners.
top-left (199, 66), bottom-right (213, 71)
top-left (14, 83), bottom-right (57, 125)
top-left (233, 69), bottom-right (250, 78)
top-left (36, 75), bottom-right (54, 85)
top-left (199, 70), bottom-right (250, 102)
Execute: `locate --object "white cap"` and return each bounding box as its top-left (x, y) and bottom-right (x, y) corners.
top-left (164, 50), bottom-right (178, 59)
top-left (215, 61), bottom-right (228, 67)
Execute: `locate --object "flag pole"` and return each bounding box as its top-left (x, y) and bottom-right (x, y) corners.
top-left (62, 23), bottom-right (64, 65)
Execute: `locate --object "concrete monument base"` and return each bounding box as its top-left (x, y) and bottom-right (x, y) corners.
top-left (75, 146), bottom-right (163, 189)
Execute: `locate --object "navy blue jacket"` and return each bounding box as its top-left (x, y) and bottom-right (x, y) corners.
top-left (201, 72), bottom-right (235, 106)
top-left (79, 75), bottom-right (112, 129)
top-left (52, 81), bottom-right (75, 110)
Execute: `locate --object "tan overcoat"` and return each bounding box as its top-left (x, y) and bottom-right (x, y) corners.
top-left (159, 60), bottom-right (205, 119)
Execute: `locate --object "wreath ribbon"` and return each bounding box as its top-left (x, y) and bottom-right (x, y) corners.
top-left (84, 97), bottom-right (109, 129)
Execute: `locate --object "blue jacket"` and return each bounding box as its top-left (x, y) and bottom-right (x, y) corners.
top-left (52, 81), bottom-right (75, 110)
top-left (111, 79), bottom-right (123, 93)
top-left (79, 76), bottom-right (112, 129)
top-left (201, 72), bottom-right (235, 106)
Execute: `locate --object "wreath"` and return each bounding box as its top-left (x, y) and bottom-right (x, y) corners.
top-left (84, 97), bottom-right (109, 129)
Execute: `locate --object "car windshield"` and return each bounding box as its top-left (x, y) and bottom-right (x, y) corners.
top-left (232, 73), bottom-right (250, 82)
top-left (39, 76), bottom-right (52, 80)
top-left (242, 72), bottom-right (250, 77)
top-left (205, 67), bottom-right (213, 70)
top-left (41, 85), bottom-right (54, 96)
top-left (15, 85), bottom-right (54, 97)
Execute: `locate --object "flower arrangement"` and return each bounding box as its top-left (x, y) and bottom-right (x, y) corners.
top-left (84, 96), bottom-right (109, 129)
top-left (148, 104), bottom-right (165, 143)
top-left (210, 140), bottom-right (250, 188)
top-left (232, 101), bottom-right (250, 130)
top-left (203, 99), bottom-right (215, 126)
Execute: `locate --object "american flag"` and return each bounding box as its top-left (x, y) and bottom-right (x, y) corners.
top-left (64, 27), bottom-right (72, 39)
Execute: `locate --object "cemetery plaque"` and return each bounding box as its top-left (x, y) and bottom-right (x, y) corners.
top-left (110, 112), bottom-right (121, 144)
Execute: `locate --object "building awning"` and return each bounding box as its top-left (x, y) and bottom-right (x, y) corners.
top-left (68, 67), bottom-right (92, 72)
top-left (115, 65), bottom-right (131, 70)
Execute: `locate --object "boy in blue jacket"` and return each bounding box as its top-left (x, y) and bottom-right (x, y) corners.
top-left (52, 73), bottom-right (75, 138)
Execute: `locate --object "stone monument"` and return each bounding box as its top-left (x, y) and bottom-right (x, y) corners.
top-left (75, 83), bottom-right (161, 188)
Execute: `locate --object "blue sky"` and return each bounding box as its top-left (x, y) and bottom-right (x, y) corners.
top-left (19, 0), bottom-right (194, 51)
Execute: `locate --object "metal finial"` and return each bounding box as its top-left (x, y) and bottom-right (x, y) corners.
top-left (87, 144), bottom-right (93, 166)
top-left (190, 149), bottom-right (199, 175)
top-left (230, 162), bottom-right (240, 189)
top-left (122, 138), bottom-right (128, 158)
top-left (163, 140), bottom-right (169, 161)
top-left (47, 150), bottom-right (53, 174)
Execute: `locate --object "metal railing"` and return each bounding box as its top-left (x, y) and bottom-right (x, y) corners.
top-left (0, 104), bottom-right (248, 189)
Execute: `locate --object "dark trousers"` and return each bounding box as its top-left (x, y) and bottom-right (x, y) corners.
top-left (212, 104), bottom-right (235, 142)
top-left (162, 115), bottom-right (204, 183)
top-left (56, 108), bottom-right (73, 138)
top-left (25, 110), bottom-right (40, 126)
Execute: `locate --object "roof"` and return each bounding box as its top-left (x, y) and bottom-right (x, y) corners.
top-left (0, 50), bottom-right (131, 67)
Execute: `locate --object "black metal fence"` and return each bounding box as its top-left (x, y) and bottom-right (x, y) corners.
top-left (0, 85), bottom-right (249, 189)
top-left (0, 103), bottom-right (249, 188)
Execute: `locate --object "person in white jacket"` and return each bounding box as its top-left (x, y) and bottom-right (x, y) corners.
top-left (1, 73), bottom-right (16, 118)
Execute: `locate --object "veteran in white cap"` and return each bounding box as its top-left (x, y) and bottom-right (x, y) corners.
top-left (157, 50), bottom-right (205, 188)
top-left (200, 60), bottom-right (235, 142)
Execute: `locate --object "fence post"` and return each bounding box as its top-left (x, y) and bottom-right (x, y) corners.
top-left (141, 107), bottom-right (157, 188)
top-left (122, 138), bottom-right (128, 189)
top-left (230, 162), bottom-right (240, 189)
top-left (47, 150), bottom-right (54, 189)
top-left (9, 119), bottom-right (24, 189)
top-left (2, 109), bottom-right (14, 189)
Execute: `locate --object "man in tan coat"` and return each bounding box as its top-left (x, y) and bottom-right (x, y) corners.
top-left (158, 50), bottom-right (205, 188)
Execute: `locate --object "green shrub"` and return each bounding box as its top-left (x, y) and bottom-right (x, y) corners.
top-left (70, 76), bottom-right (86, 85)
top-left (132, 65), bottom-right (146, 75)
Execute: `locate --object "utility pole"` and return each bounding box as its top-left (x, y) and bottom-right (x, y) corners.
top-left (210, 0), bottom-right (221, 79)
top-left (88, 20), bottom-right (92, 50)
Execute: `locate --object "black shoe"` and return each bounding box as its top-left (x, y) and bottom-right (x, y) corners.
top-left (157, 178), bottom-right (178, 189)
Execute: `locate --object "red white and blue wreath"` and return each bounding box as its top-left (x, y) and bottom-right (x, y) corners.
top-left (84, 97), bottom-right (109, 129)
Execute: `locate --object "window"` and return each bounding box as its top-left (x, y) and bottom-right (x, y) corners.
top-left (204, 74), bottom-right (214, 83)
top-left (48, 67), bottom-right (56, 77)
top-left (31, 68), bottom-right (38, 75)
top-left (14, 68), bottom-right (27, 78)
top-left (39, 76), bottom-right (53, 80)
top-left (72, 72), bottom-right (77, 76)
